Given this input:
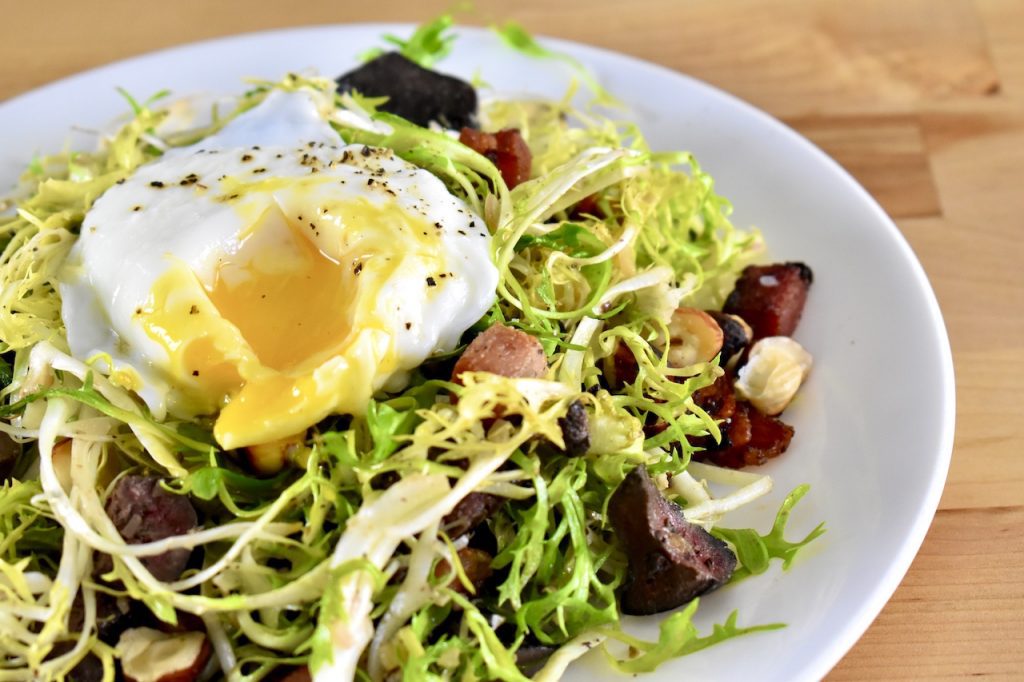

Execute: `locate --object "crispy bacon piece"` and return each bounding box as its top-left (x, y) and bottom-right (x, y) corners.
top-left (645, 371), bottom-right (737, 443)
top-left (692, 371), bottom-right (737, 422)
top-left (723, 262), bottom-right (813, 340)
top-left (451, 324), bottom-right (547, 383)
top-left (459, 127), bottom-right (532, 189)
top-left (686, 373), bottom-right (794, 469)
top-left (608, 466), bottom-right (736, 615)
top-left (694, 401), bottom-right (795, 469)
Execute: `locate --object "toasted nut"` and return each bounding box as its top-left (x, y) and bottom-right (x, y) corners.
top-left (666, 307), bottom-right (724, 367)
top-left (117, 627), bottom-right (210, 682)
top-left (734, 337), bottom-right (812, 415)
top-left (245, 432), bottom-right (306, 475)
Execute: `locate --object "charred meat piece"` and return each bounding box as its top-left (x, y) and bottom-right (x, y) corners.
top-left (723, 262), bottom-right (813, 340)
top-left (693, 401), bottom-right (795, 469)
top-left (335, 52), bottom-right (478, 129)
top-left (692, 371), bottom-right (737, 422)
top-left (434, 547), bottom-right (494, 596)
top-left (558, 400), bottom-right (590, 457)
top-left (647, 371), bottom-right (736, 445)
top-left (722, 399), bottom-right (753, 450)
top-left (451, 324), bottom-right (547, 383)
top-left (0, 431), bottom-right (20, 481)
top-left (442, 491), bottom-right (506, 538)
top-left (706, 311), bottom-right (752, 369)
top-left (459, 127), bottom-right (532, 189)
top-left (682, 371), bottom-right (741, 450)
top-left (608, 466), bottom-right (736, 615)
top-left (733, 401), bottom-right (794, 466)
top-left (104, 476), bottom-right (199, 582)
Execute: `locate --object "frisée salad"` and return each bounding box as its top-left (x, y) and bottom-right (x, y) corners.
top-left (0, 17), bottom-right (824, 682)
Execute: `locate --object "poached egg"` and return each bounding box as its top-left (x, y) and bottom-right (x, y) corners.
top-left (60, 88), bottom-right (498, 448)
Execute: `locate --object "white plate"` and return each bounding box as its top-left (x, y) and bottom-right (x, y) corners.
top-left (0, 24), bottom-right (955, 682)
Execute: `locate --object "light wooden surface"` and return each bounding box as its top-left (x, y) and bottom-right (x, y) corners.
top-left (2, 0), bottom-right (1022, 678)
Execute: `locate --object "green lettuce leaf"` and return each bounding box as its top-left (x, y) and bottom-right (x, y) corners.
top-left (361, 14), bottom-right (458, 68)
top-left (603, 600), bottom-right (784, 673)
top-left (713, 484), bottom-right (826, 581)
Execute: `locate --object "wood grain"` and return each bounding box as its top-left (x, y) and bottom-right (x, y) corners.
top-left (830, 507), bottom-right (1024, 680)
top-left (1, 0), bottom-right (1022, 679)
top-left (898, 215), bottom-right (1024, 512)
top-left (784, 114), bottom-right (941, 218)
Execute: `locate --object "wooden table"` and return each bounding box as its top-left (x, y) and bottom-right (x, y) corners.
top-left (2, 0), bottom-right (1022, 678)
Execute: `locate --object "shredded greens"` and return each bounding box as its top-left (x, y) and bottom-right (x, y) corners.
top-left (713, 484), bottom-right (826, 582)
top-left (0, 17), bottom-right (823, 682)
top-left (360, 14), bottom-right (459, 68)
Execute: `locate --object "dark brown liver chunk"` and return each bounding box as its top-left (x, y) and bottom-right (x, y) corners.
top-left (608, 466), bottom-right (736, 615)
top-left (558, 400), bottom-right (590, 457)
top-left (723, 262), bottom-right (813, 340)
top-left (335, 52), bottom-right (478, 129)
top-left (104, 475), bottom-right (198, 582)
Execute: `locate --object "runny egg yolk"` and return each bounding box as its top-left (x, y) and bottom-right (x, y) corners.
top-left (138, 194), bottom-right (443, 449)
top-left (205, 212), bottom-right (351, 373)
